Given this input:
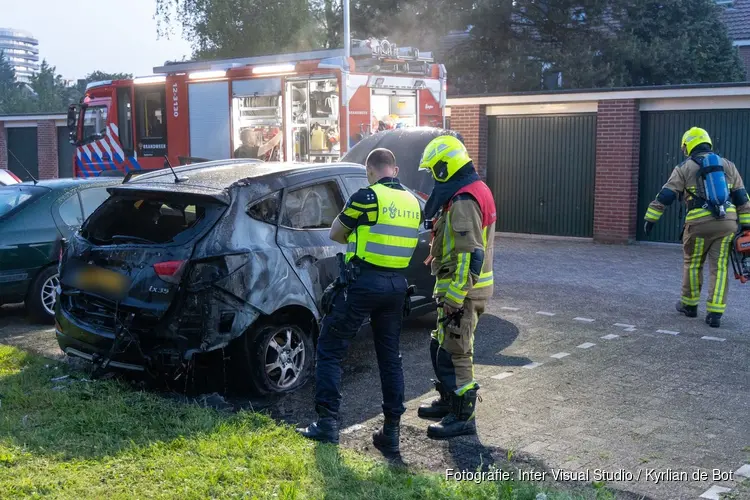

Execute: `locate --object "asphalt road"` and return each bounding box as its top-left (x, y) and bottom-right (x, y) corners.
top-left (2, 237), bottom-right (749, 499)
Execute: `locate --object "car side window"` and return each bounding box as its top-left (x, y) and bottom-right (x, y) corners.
top-left (280, 181), bottom-right (344, 229)
top-left (58, 194), bottom-right (84, 227)
top-left (247, 191), bottom-right (281, 225)
top-left (343, 175), bottom-right (370, 196)
top-left (79, 187), bottom-right (111, 218)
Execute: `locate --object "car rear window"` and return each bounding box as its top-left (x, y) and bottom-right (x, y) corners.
top-left (81, 194), bottom-right (218, 245)
top-left (0, 185), bottom-right (47, 219)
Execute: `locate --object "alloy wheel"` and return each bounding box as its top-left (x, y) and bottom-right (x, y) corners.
top-left (264, 327), bottom-right (306, 390)
top-left (41, 273), bottom-right (60, 316)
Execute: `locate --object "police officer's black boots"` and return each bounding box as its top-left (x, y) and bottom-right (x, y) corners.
top-left (676, 301), bottom-right (698, 318)
top-left (706, 312), bottom-right (722, 328)
top-left (417, 379), bottom-right (452, 419)
top-left (426, 387), bottom-right (479, 439)
top-left (372, 416), bottom-right (400, 454)
top-left (296, 405), bottom-right (339, 444)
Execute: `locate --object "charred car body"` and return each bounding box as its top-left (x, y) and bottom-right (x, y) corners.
top-left (55, 159), bottom-right (435, 394)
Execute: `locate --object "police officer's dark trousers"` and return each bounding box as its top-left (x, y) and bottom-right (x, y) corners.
top-left (315, 266), bottom-right (409, 421)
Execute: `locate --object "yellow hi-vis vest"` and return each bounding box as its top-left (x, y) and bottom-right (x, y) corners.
top-left (345, 183), bottom-right (421, 269)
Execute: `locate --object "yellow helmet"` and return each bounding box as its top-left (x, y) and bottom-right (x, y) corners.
top-left (418, 135), bottom-right (472, 182)
top-left (681, 127), bottom-right (712, 156)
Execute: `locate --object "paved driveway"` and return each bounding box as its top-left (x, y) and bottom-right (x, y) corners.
top-left (2, 237), bottom-right (749, 499)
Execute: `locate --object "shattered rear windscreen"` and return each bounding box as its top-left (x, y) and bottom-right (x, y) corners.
top-left (82, 195), bottom-right (211, 245)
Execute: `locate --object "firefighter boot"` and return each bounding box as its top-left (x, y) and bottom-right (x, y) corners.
top-left (417, 379), bottom-right (452, 419)
top-left (372, 416), bottom-right (400, 454)
top-left (676, 301), bottom-right (698, 318)
top-left (296, 405), bottom-right (339, 444)
top-left (706, 312), bottom-right (722, 328)
top-left (426, 388), bottom-right (479, 439)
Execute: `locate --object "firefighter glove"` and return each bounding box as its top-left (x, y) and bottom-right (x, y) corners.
top-left (644, 221), bottom-right (655, 237)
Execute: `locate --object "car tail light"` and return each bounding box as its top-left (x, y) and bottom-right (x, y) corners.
top-left (415, 190), bottom-right (429, 201)
top-left (8, 171), bottom-right (21, 183)
top-left (154, 260), bottom-right (187, 284)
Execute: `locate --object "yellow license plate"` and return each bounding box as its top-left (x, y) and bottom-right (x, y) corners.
top-left (71, 265), bottom-right (130, 297)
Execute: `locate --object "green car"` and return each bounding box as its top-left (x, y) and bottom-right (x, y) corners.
top-left (0, 177), bottom-right (120, 323)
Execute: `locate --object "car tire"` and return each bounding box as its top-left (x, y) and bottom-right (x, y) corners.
top-left (27, 265), bottom-right (59, 325)
top-left (235, 315), bottom-right (315, 396)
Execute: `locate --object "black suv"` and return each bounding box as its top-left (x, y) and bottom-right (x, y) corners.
top-left (55, 160), bottom-right (435, 394)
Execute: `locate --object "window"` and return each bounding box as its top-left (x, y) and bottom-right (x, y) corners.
top-left (58, 195), bottom-right (84, 227)
top-left (82, 106), bottom-right (108, 143)
top-left (135, 86), bottom-right (168, 157)
top-left (79, 187), bottom-right (111, 218)
top-left (0, 185), bottom-right (46, 219)
top-left (117, 87), bottom-right (133, 153)
top-left (343, 175), bottom-right (370, 196)
top-left (82, 195), bottom-right (220, 245)
top-left (280, 181), bottom-right (344, 229)
top-left (247, 191), bottom-right (281, 225)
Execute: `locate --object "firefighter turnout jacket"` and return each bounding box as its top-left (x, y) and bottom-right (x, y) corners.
top-left (430, 181), bottom-right (496, 308)
top-left (341, 178), bottom-right (421, 269)
top-left (646, 156), bottom-right (750, 228)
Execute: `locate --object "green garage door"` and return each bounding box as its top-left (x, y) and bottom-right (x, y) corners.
top-left (7, 127), bottom-right (38, 181)
top-left (487, 114), bottom-right (597, 237)
top-left (638, 110), bottom-right (750, 243)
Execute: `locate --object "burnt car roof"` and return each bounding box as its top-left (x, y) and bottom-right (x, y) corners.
top-left (112, 160), bottom-right (368, 201)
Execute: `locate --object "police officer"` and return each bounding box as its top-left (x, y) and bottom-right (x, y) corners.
top-left (296, 148), bottom-right (422, 453)
top-left (644, 127), bottom-right (750, 328)
top-left (416, 135), bottom-right (496, 439)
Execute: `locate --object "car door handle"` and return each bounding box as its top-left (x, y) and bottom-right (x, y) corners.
top-left (295, 255), bottom-right (318, 267)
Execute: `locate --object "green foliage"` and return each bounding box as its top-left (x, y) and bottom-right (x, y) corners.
top-left (0, 344), bottom-right (616, 500)
top-left (450, 0), bottom-right (745, 94)
top-left (0, 51), bottom-right (29, 114)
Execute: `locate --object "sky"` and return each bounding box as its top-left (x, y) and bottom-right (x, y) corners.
top-left (0, 0), bottom-right (193, 81)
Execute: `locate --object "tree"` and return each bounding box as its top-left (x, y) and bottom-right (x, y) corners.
top-left (0, 51), bottom-right (26, 114)
top-left (155, 0), bottom-right (324, 60)
top-left (604, 0), bottom-right (745, 86)
top-left (28, 60), bottom-right (74, 113)
top-left (448, 0), bottom-right (744, 95)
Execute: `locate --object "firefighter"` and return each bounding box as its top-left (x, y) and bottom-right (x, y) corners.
top-left (644, 127), bottom-right (750, 328)
top-left (296, 148), bottom-right (422, 453)
top-left (416, 135), bottom-right (496, 439)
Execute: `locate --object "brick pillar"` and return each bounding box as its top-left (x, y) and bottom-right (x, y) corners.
top-left (593, 99), bottom-right (641, 244)
top-left (0, 121), bottom-right (7, 170)
top-left (37, 120), bottom-right (59, 179)
top-left (449, 105), bottom-right (488, 180)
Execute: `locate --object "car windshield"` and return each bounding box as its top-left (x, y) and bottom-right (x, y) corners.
top-left (81, 194), bottom-right (212, 245)
top-left (0, 185), bottom-right (47, 219)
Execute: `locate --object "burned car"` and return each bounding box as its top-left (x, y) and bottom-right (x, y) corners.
top-left (55, 160), bottom-right (436, 394)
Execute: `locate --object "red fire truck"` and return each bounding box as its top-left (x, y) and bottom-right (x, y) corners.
top-left (67, 39), bottom-right (446, 177)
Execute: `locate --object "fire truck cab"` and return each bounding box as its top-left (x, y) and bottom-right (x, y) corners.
top-left (67, 39), bottom-right (446, 177)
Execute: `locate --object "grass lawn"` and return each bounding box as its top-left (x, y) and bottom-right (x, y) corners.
top-left (0, 345), bottom-right (617, 499)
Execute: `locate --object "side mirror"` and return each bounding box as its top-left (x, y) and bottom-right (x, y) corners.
top-left (67, 105), bottom-right (78, 130)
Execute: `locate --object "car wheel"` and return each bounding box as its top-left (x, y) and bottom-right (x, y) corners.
top-left (235, 317), bottom-right (315, 395)
top-left (27, 265), bottom-right (59, 324)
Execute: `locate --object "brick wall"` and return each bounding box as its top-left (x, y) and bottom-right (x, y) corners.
top-left (37, 120), bottom-right (59, 179)
top-left (739, 46), bottom-right (750, 80)
top-left (0, 122), bottom-right (6, 170)
top-left (593, 100), bottom-right (641, 244)
top-left (448, 104), bottom-right (488, 179)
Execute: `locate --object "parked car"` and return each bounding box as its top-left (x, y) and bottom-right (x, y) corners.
top-left (0, 169), bottom-right (21, 186)
top-left (55, 159), bottom-right (435, 394)
top-left (0, 178), bottom-right (121, 322)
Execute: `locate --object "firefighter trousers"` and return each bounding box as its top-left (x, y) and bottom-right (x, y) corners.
top-left (429, 297), bottom-right (486, 395)
top-left (681, 220), bottom-right (737, 315)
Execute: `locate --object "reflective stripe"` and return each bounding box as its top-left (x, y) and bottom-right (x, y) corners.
top-left (351, 201), bottom-right (376, 209)
top-left (645, 207), bottom-right (663, 221)
top-left (347, 242), bottom-right (356, 253)
top-left (446, 286), bottom-right (466, 303)
top-left (456, 381), bottom-right (478, 396)
top-left (474, 272), bottom-right (493, 288)
top-left (369, 224), bottom-right (419, 238)
top-left (364, 241), bottom-right (415, 258)
top-left (740, 213), bottom-right (750, 224)
top-left (681, 295), bottom-right (700, 307)
top-left (688, 237), bottom-right (704, 304)
top-left (711, 234), bottom-right (733, 309)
